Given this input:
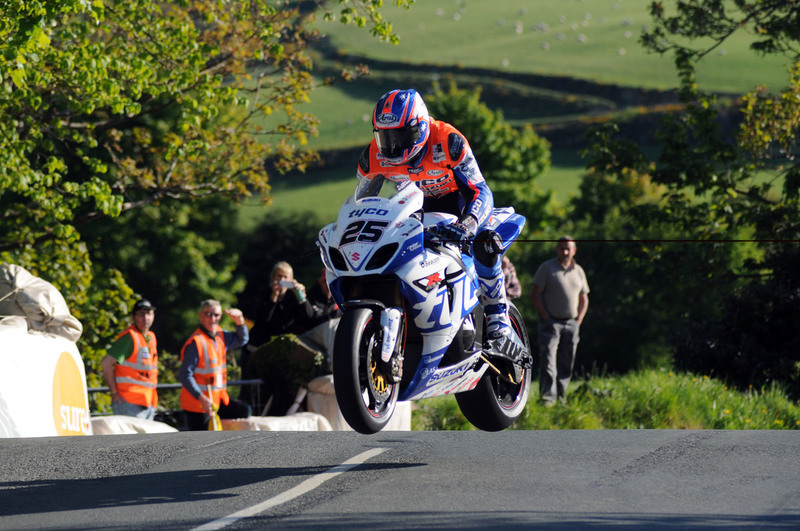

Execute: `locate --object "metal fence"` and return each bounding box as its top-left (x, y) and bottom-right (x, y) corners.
top-left (87, 379), bottom-right (263, 394)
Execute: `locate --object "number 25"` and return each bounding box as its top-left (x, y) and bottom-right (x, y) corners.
top-left (340, 220), bottom-right (389, 245)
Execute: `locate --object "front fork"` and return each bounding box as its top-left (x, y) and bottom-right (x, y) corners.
top-left (379, 307), bottom-right (404, 382)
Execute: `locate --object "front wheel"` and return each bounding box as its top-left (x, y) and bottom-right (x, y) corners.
top-left (333, 307), bottom-right (399, 434)
top-left (456, 303), bottom-right (532, 431)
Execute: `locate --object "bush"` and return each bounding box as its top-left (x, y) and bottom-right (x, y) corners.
top-left (247, 335), bottom-right (327, 415)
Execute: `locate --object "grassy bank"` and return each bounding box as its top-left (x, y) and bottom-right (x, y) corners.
top-left (412, 369), bottom-right (800, 430)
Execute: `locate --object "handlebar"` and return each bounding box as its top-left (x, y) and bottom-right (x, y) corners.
top-left (424, 226), bottom-right (472, 254)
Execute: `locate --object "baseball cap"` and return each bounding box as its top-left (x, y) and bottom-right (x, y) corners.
top-left (132, 299), bottom-right (156, 313)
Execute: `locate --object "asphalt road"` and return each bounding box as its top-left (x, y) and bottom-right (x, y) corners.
top-left (1, 430), bottom-right (798, 530)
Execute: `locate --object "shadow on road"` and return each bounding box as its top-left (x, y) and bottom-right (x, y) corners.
top-left (0, 462), bottom-right (424, 517)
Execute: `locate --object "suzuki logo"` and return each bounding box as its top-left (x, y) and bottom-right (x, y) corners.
top-left (413, 271), bottom-right (444, 292)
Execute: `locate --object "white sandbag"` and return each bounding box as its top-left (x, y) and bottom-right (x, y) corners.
top-left (221, 412), bottom-right (333, 431)
top-left (0, 324), bottom-right (92, 437)
top-left (306, 374), bottom-right (412, 431)
top-left (0, 263), bottom-right (83, 342)
top-left (91, 415), bottom-right (178, 435)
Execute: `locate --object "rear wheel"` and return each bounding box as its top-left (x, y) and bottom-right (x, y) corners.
top-left (456, 303), bottom-right (531, 431)
top-left (333, 307), bottom-right (399, 434)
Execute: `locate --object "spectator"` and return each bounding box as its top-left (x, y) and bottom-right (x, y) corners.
top-left (101, 299), bottom-right (159, 420)
top-left (297, 268), bottom-right (341, 371)
top-left (502, 255), bottom-right (522, 299)
top-left (530, 236), bottom-right (590, 406)
top-left (240, 261), bottom-right (316, 413)
top-left (246, 261), bottom-right (315, 350)
top-left (179, 299), bottom-right (251, 430)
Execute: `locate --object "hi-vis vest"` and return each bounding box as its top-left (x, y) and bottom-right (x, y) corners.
top-left (114, 326), bottom-right (158, 408)
top-left (180, 328), bottom-right (230, 413)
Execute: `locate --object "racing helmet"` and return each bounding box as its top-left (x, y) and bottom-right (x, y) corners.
top-left (372, 89), bottom-right (430, 165)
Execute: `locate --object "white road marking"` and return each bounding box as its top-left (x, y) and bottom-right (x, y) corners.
top-left (192, 447), bottom-right (387, 531)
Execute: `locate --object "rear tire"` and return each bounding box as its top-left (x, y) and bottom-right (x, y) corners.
top-left (333, 307), bottom-right (399, 434)
top-left (456, 303), bottom-right (531, 431)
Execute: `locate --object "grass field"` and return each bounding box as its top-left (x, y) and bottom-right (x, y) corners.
top-left (297, 0), bottom-right (791, 149)
top-left (318, 0), bottom-right (790, 93)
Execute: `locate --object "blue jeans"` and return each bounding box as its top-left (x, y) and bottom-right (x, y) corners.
top-left (112, 397), bottom-right (156, 420)
top-left (538, 318), bottom-right (580, 404)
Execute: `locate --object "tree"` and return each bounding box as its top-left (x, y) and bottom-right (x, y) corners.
top-left (80, 198), bottom-right (246, 355)
top-left (0, 0), bottom-right (413, 392)
top-left (637, 0), bottom-right (799, 240)
top-left (2, 1), bottom-right (416, 252)
top-left (579, 1), bottom-right (800, 381)
top-left (674, 246), bottom-right (800, 399)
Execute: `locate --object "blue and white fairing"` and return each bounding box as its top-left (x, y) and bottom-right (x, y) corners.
top-left (317, 174), bottom-right (525, 402)
top-left (392, 237), bottom-right (486, 400)
top-left (318, 176), bottom-right (425, 278)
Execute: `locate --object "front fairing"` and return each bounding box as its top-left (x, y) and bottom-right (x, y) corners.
top-left (319, 175), bottom-right (425, 281)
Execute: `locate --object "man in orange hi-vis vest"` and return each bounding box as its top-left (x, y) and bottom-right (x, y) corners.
top-left (179, 299), bottom-right (251, 430)
top-left (101, 299), bottom-right (159, 420)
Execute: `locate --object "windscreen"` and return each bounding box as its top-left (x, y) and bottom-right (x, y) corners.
top-left (354, 173), bottom-right (412, 201)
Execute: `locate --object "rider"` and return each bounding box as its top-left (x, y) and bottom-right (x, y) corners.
top-left (356, 88), bottom-right (512, 340)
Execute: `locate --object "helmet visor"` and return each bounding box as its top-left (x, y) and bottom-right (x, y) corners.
top-left (374, 124), bottom-right (421, 160)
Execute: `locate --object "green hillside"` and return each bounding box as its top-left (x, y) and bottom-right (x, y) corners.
top-left (260, 0), bottom-right (793, 220)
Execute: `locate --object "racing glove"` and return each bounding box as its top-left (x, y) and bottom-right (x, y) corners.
top-left (439, 215), bottom-right (478, 246)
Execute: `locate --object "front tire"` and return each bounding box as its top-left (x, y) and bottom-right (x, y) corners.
top-left (456, 303), bottom-right (531, 431)
top-left (333, 307), bottom-right (399, 434)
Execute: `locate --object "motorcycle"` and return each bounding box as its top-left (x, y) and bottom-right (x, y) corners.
top-left (316, 173), bottom-right (533, 434)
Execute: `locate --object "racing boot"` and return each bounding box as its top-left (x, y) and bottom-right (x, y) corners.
top-left (478, 274), bottom-right (512, 339)
top-left (479, 274), bottom-right (530, 370)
